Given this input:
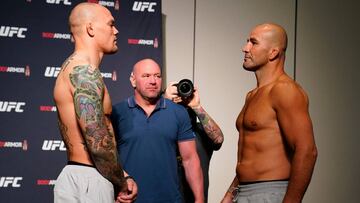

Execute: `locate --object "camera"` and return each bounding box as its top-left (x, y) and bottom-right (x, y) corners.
top-left (175, 79), bottom-right (194, 99)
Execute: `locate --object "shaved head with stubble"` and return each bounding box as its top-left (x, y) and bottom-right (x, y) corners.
top-left (242, 23), bottom-right (289, 72)
top-left (130, 59), bottom-right (162, 104)
top-left (68, 2), bottom-right (119, 55)
top-left (53, 3), bottom-right (138, 202)
top-left (254, 23), bottom-right (288, 58)
top-left (69, 3), bottom-right (102, 36)
top-left (222, 22), bottom-right (317, 203)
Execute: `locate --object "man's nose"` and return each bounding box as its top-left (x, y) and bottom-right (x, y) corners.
top-left (242, 43), bottom-right (249, 53)
top-left (114, 26), bottom-right (119, 35)
top-left (149, 76), bottom-right (157, 83)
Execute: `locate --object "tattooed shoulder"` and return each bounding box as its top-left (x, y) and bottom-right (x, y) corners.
top-left (69, 65), bottom-right (104, 93)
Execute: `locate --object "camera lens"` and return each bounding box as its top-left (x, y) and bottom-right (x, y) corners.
top-left (177, 79), bottom-right (194, 98)
top-left (179, 83), bottom-right (191, 93)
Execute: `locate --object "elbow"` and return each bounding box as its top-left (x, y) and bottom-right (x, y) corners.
top-left (182, 155), bottom-right (201, 170)
top-left (295, 144), bottom-right (318, 164)
top-left (311, 145), bottom-right (318, 162)
top-left (214, 131), bottom-right (225, 145)
top-left (89, 148), bottom-right (112, 164)
top-left (213, 135), bottom-right (224, 151)
top-left (217, 133), bottom-right (225, 144)
top-left (303, 144), bottom-right (318, 164)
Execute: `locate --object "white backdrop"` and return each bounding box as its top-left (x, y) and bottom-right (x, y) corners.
top-left (162, 0), bottom-right (295, 202)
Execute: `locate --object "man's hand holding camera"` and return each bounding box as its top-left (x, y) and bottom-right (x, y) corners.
top-left (164, 80), bottom-right (200, 109)
top-left (164, 81), bottom-right (181, 102)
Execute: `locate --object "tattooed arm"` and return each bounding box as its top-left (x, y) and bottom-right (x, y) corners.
top-left (164, 83), bottom-right (224, 148)
top-left (187, 88), bottom-right (224, 149)
top-left (70, 65), bottom-right (126, 192)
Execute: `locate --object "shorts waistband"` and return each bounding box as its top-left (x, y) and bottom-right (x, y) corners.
top-left (236, 180), bottom-right (288, 196)
top-left (67, 161), bottom-right (95, 168)
top-left (240, 178), bottom-right (289, 185)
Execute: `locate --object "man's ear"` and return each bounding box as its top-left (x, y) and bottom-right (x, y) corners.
top-left (269, 47), bottom-right (280, 61)
top-left (129, 72), bottom-right (136, 88)
top-left (86, 22), bottom-right (95, 37)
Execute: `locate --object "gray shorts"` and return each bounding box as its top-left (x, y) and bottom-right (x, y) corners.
top-left (232, 180), bottom-right (288, 203)
top-left (54, 165), bottom-right (114, 203)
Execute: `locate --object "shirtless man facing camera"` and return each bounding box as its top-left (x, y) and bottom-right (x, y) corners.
top-left (221, 23), bottom-right (317, 203)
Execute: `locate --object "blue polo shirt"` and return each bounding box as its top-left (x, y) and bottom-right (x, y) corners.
top-left (111, 96), bottom-right (195, 203)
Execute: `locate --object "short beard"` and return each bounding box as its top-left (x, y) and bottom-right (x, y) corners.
top-left (243, 64), bottom-right (259, 72)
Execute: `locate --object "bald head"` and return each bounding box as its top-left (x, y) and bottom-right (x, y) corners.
top-left (254, 23), bottom-right (288, 53)
top-left (130, 58), bottom-right (162, 102)
top-left (242, 23), bottom-right (288, 71)
top-left (132, 58), bottom-right (161, 75)
top-left (69, 3), bottom-right (107, 36)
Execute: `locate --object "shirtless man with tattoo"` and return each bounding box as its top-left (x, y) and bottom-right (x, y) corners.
top-left (53, 3), bottom-right (137, 203)
top-left (221, 23), bottom-right (317, 203)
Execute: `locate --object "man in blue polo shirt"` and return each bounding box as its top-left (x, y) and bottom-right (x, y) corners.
top-left (111, 58), bottom-right (204, 203)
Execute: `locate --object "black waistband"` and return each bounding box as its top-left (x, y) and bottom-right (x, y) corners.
top-left (67, 161), bottom-right (95, 168)
top-left (240, 179), bottom-right (289, 185)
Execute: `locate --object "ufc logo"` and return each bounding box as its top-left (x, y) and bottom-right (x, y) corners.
top-left (46, 0), bottom-right (72, 5)
top-left (42, 140), bottom-right (66, 151)
top-left (0, 26), bottom-right (27, 38)
top-left (44, 66), bottom-right (61, 77)
top-left (132, 1), bottom-right (156, 12)
top-left (0, 177), bottom-right (23, 188)
top-left (0, 101), bottom-right (25, 113)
